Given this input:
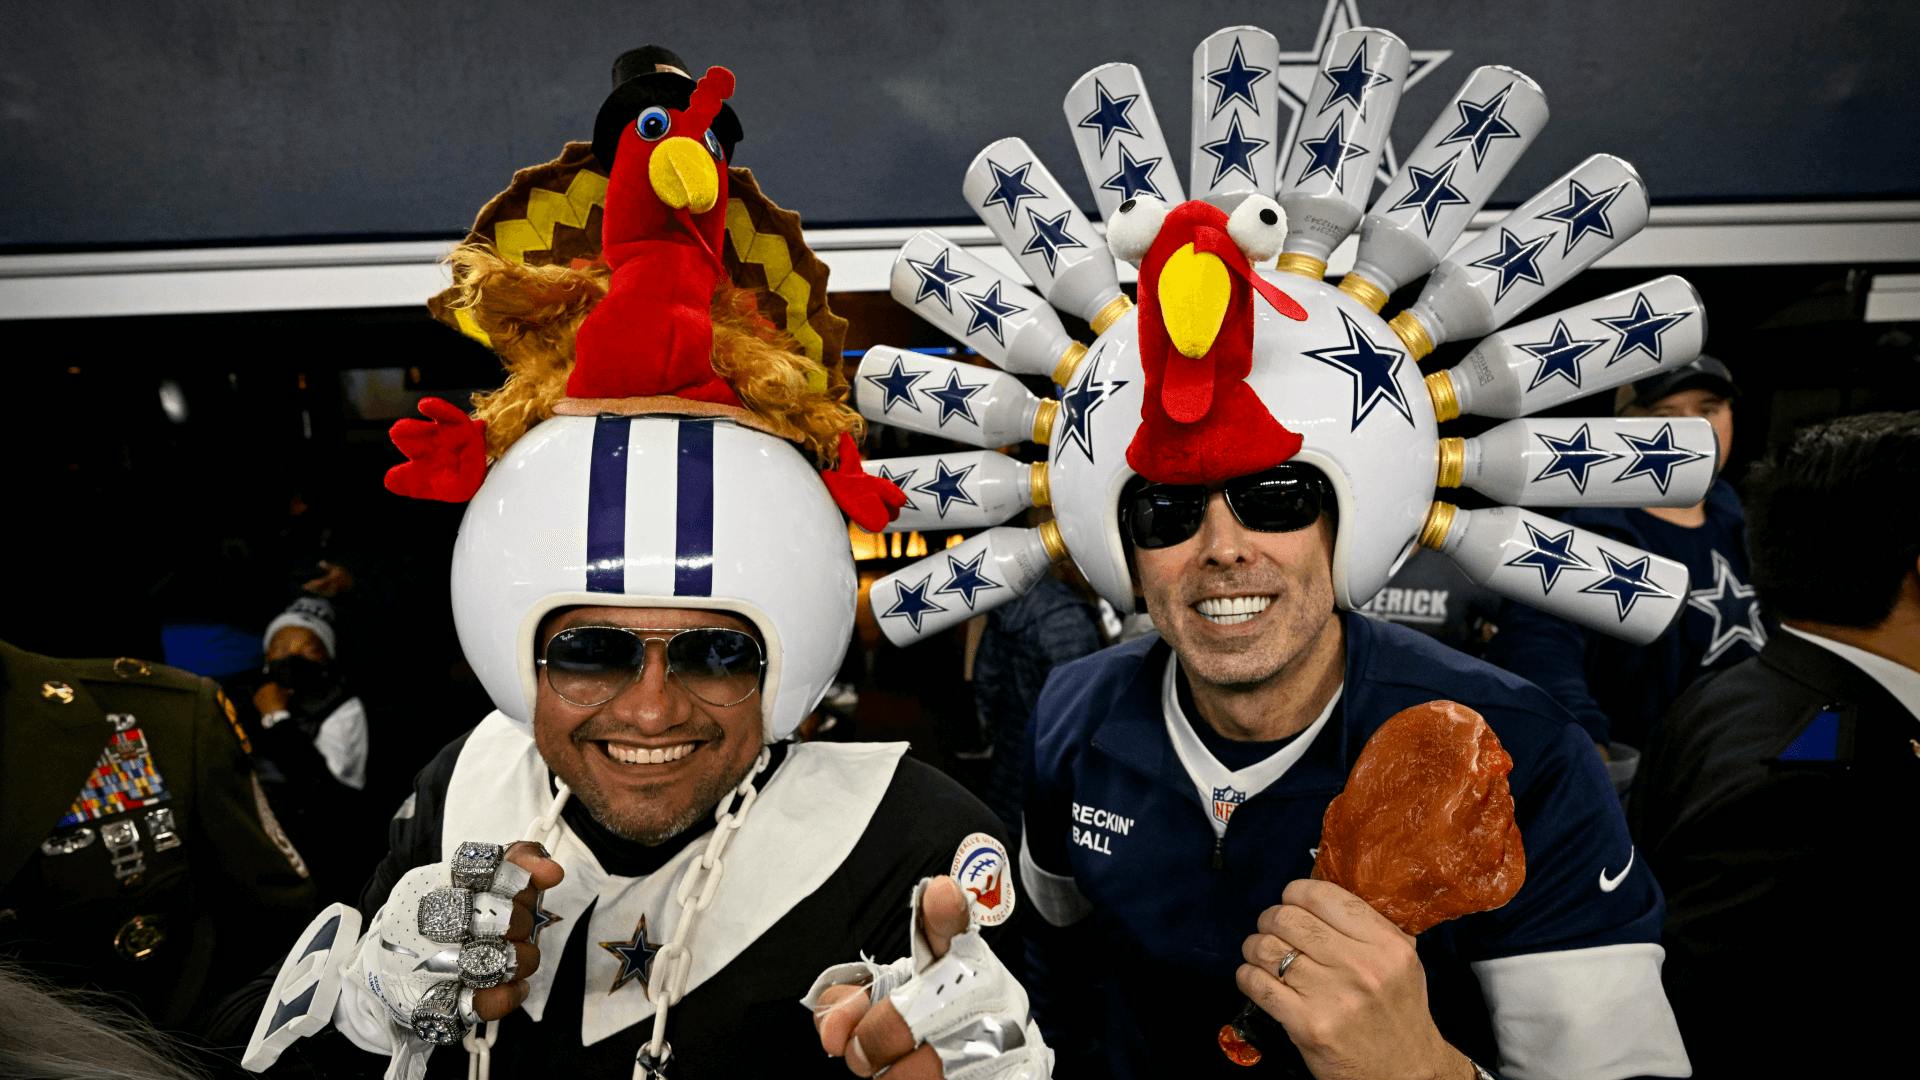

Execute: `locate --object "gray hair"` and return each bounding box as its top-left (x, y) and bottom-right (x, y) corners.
top-left (0, 960), bottom-right (208, 1080)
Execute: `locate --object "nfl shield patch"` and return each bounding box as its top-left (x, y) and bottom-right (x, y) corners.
top-left (1212, 785), bottom-right (1247, 827)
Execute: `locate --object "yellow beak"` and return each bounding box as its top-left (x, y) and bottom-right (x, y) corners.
top-left (1157, 242), bottom-right (1232, 359)
top-left (649, 136), bottom-right (720, 213)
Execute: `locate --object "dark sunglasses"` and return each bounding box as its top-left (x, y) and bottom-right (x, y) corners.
top-left (1121, 466), bottom-right (1332, 550)
top-left (537, 625), bottom-right (765, 709)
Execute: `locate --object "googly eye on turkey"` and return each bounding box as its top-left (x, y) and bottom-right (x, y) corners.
top-left (1106, 195), bottom-right (1169, 266)
top-left (1226, 195), bottom-right (1287, 263)
top-left (635, 106), bottom-right (671, 141)
top-left (704, 129), bottom-right (724, 158)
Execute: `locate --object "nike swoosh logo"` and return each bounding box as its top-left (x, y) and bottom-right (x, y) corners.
top-left (1599, 847), bottom-right (1636, 893)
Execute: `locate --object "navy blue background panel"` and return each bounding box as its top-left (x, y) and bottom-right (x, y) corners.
top-left (3, 0), bottom-right (1916, 248)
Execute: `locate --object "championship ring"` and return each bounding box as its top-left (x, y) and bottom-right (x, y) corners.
top-left (408, 980), bottom-right (468, 1045)
top-left (458, 936), bottom-right (515, 990)
top-left (416, 886), bottom-right (474, 943)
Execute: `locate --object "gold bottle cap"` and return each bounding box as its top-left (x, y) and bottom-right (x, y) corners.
top-left (1039, 519), bottom-right (1069, 562)
top-left (1425, 369), bottom-right (1460, 423)
top-left (1052, 341), bottom-right (1089, 386)
top-left (1089, 294), bottom-right (1135, 336)
top-left (1274, 252), bottom-right (1328, 280)
top-left (1436, 437), bottom-right (1466, 488)
top-left (1388, 310), bottom-right (1436, 360)
top-left (1029, 461), bottom-right (1052, 508)
top-left (1336, 274), bottom-right (1389, 313)
top-left (1032, 399), bottom-right (1061, 445)
top-left (1418, 501), bottom-right (1458, 551)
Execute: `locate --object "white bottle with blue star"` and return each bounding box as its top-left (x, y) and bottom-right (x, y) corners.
top-left (1343, 65), bottom-right (1550, 310)
top-left (1418, 503), bottom-right (1688, 645)
top-left (853, 347), bottom-right (1059, 450)
top-left (1427, 275), bottom-right (1706, 421)
top-left (1189, 27), bottom-right (1280, 212)
top-left (869, 524), bottom-right (1065, 645)
top-left (1274, 27), bottom-right (1410, 276)
top-left (1064, 62), bottom-right (1186, 224)
top-left (890, 232), bottom-right (1088, 386)
top-left (1391, 154), bottom-right (1651, 358)
top-left (963, 137), bottom-right (1133, 334)
top-left (862, 450), bottom-right (1044, 534)
top-left (1441, 416), bottom-right (1718, 508)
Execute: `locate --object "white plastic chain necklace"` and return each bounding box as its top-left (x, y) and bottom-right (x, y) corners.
top-left (459, 748), bottom-right (774, 1080)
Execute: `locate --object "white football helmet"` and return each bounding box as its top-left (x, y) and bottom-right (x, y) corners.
top-left (450, 414), bottom-right (856, 741)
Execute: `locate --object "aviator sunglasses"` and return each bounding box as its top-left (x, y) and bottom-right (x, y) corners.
top-left (537, 625), bottom-right (766, 708)
top-left (1121, 465), bottom-right (1333, 550)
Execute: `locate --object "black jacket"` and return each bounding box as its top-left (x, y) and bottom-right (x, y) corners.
top-left (1630, 630), bottom-right (1919, 1078)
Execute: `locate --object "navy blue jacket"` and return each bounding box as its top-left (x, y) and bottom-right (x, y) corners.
top-left (1021, 611), bottom-right (1687, 1079)
top-left (1487, 479), bottom-right (1765, 748)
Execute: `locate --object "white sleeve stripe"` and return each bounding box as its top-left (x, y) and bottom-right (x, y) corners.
top-left (1017, 816), bottom-right (1091, 927)
top-left (1471, 942), bottom-right (1692, 1080)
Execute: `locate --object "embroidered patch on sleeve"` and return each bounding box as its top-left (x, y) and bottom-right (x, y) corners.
top-left (950, 832), bottom-right (1017, 926)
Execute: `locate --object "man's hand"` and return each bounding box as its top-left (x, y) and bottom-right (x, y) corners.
top-left (1238, 879), bottom-right (1472, 1080)
top-left (813, 876), bottom-right (971, 1079)
top-left (470, 841), bottom-right (565, 1021)
top-left (253, 681), bottom-right (291, 716)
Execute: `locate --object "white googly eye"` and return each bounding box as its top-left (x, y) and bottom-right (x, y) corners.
top-left (635, 107), bottom-right (671, 141)
top-left (1106, 195), bottom-right (1169, 266)
top-left (1227, 195), bottom-right (1287, 262)
top-left (704, 129), bottom-right (723, 158)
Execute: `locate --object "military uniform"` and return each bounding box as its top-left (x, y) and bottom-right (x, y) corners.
top-left (0, 639), bottom-right (317, 1034)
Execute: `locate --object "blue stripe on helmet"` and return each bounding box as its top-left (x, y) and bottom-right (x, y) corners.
top-left (674, 420), bottom-right (716, 596)
top-left (585, 416), bottom-right (631, 592)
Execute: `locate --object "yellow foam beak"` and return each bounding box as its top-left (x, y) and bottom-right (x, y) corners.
top-left (1157, 243), bottom-right (1231, 359)
top-left (649, 136), bottom-right (720, 213)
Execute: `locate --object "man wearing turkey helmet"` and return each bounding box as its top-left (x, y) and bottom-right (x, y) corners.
top-left (1018, 192), bottom-right (1689, 1078)
top-left (238, 45), bottom-right (1047, 1080)
top-left (1488, 355), bottom-right (1765, 777)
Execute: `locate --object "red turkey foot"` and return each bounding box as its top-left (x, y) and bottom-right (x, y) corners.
top-left (384, 396), bottom-right (488, 503)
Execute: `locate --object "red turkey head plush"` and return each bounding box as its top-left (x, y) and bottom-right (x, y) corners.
top-left (1108, 195), bottom-right (1309, 485)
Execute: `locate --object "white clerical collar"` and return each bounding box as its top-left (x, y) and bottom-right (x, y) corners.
top-left (1781, 625), bottom-right (1920, 725)
top-left (1161, 652), bottom-right (1342, 837)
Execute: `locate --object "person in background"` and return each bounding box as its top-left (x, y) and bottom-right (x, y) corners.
top-left (250, 596), bottom-right (374, 900)
top-left (972, 563), bottom-right (1107, 847)
top-left (1487, 356), bottom-right (1765, 786)
top-left (0, 639), bottom-right (314, 1043)
top-left (1357, 547), bottom-right (1502, 658)
top-left (1629, 410), bottom-right (1919, 1078)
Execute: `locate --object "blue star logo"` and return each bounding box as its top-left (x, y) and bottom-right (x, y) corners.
top-left (1293, 113), bottom-right (1368, 190)
top-left (1614, 422), bottom-right (1708, 496)
top-left (1536, 178), bottom-right (1628, 255)
top-left (1386, 153), bottom-right (1470, 234)
top-left (863, 356), bottom-right (927, 414)
top-left (1468, 227), bottom-right (1553, 302)
top-left (1022, 208), bottom-right (1087, 274)
top-left (1303, 309), bottom-right (1413, 430)
top-left (530, 905), bottom-right (563, 946)
top-left (960, 282), bottom-right (1025, 345)
top-left (1318, 41), bottom-right (1391, 115)
top-left (880, 575), bottom-right (947, 634)
top-left (1077, 78), bottom-right (1142, 154)
top-left (902, 250), bottom-right (973, 313)
top-left (1532, 423), bottom-right (1622, 494)
top-left (1687, 549), bottom-right (1767, 664)
top-left (1518, 318), bottom-right (1608, 393)
top-left (1207, 39), bottom-right (1271, 118)
top-left (1100, 143), bottom-right (1166, 203)
top-left (924, 368), bottom-right (986, 428)
top-left (1580, 547), bottom-right (1673, 620)
top-left (599, 914), bottom-right (658, 994)
top-left (875, 463), bottom-right (919, 512)
top-left (979, 159), bottom-right (1045, 226)
top-left (1503, 520), bottom-right (1593, 594)
top-left (1201, 112), bottom-right (1269, 186)
top-left (1436, 81), bottom-right (1522, 168)
top-left (1056, 351), bottom-right (1128, 465)
top-left (935, 550), bottom-right (1003, 609)
top-left (1596, 292), bottom-right (1691, 367)
top-left (913, 458), bottom-right (978, 518)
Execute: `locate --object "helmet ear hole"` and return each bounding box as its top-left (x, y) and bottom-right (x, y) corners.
top-left (1107, 196), bottom-right (1169, 266)
top-left (1227, 195), bottom-right (1287, 262)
